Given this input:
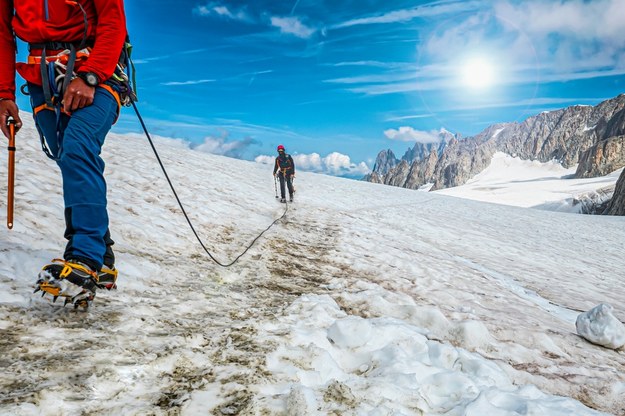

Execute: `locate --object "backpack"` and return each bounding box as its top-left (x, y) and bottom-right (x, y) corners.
top-left (277, 154), bottom-right (292, 169)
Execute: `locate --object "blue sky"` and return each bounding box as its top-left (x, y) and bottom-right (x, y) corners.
top-left (15, 0), bottom-right (625, 177)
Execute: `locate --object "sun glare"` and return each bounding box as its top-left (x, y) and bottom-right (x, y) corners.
top-left (461, 58), bottom-right (495, 89)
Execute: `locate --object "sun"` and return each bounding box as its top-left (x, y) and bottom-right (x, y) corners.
top-left (461, 58), bottom-right (495, 89)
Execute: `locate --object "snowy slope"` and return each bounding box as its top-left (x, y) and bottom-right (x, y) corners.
top-left (436, 152), bottom-right (622, 212)
top-left (1, 117), bottom-right (624, 415)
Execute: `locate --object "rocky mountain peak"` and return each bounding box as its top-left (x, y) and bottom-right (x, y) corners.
top-left (364, 94), bottom-right (625, 215)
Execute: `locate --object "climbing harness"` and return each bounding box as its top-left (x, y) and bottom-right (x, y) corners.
top-left (34, 0), bottom-right (90, 110)
top-left (26, 0), bottom-right (136, 161)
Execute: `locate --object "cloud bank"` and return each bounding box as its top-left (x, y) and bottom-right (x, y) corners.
top-left (384, 126), bottom-right (442, 143)
top-left (255, 152), bottom-right (369, 177)
top-left (193, 135), bottom-right (259, 159)
top-left (325, 0), bottom-right (625, 96)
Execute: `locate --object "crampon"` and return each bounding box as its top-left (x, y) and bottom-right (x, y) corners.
top-left (34, 259), bottom-right (117, 309)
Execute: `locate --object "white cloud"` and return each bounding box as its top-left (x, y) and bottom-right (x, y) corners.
top-left (331, 63), bottom-right (456, 95)
top-left (193, 3), bottom-right (316, 39)
top-left (193, 135), bottom-right (258, 158)
top-left (319, 1), bottom-right (622, 101)
top-left (213, 6), bottom-right (233, 17)
top-left (495, 0), bottom-right (624, 42)
top-left (324, 71), bottom-right (418, 85)
top-left (333, 2), bottom-right (481, 29)
top-left (332, 61), bottom-right (410, 69)
top-left (493, 0), bottom-right (625, 71)
top-left (193, 3), bottom-right (251, 22)
top-left (255, 152), bottom-right (370, 177)
top-left (385, 114), bottom-right (433, 122)
top-left (160, 79), bottom-right (215, 86)
top-left (417, 0), bottom-right (625, 92)
top-left (321, 152), bottom-right (370, 176)
top-left (270, 16), bottom-right (316, 39)
top-left (384, 127), bottom-right (442, 143)
top-left (291, 152), bottom-right (323, 171)
top-left (254, 155), bottom-right (275, 165)
top-left (194, 5), bottom-right (211, 16)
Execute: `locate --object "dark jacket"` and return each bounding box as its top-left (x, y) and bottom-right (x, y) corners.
top-left (273, 153), bottom-right (295, 176)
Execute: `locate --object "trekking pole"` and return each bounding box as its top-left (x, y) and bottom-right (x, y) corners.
top-left (6, 118), bottom-right (16, 229)
top-left (274, 175), bottom-right (279, 198)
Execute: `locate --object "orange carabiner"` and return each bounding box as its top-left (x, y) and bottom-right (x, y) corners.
top-left (7, 118), bottom-right (16, 229)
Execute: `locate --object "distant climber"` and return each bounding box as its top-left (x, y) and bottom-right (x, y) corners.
top-left (273, 144), bottom-right (295, 203)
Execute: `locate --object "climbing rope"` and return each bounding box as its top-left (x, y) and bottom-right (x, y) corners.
top-left (131, 101), bottom-right (288, 267)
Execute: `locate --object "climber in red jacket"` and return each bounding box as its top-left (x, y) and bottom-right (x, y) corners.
top-left (0, 0), bottom-right (130, 308)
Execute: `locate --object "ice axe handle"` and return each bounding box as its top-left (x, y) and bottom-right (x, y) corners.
top-left (7, 118), bottom-right (16, 229)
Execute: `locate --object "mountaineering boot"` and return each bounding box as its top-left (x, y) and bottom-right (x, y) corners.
top-left (100, 242), bottom-right (117, 289)
top-left (35, 259), bottom-right (99, 308)
top-left (280, 198), bottom-right (286, 203)
top-left (289, 193), bottom-right (294, 202)
top-left (98, 264), bottom-right (118, 290)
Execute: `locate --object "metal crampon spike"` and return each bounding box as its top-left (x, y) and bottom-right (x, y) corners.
top-left (69, 290), bottom-right (94, 309)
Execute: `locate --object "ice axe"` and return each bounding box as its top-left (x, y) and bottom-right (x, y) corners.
top-left (6, 118), bottom-right (16, 229)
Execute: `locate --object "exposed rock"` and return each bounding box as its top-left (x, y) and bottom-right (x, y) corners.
top-left (364, 171), bottom-right (384, 184)
top-left (370, 149), bottom-right (398, 176)
top-left (576, 136), bottom-right (625, 178)
top-left (596, 102), bottom-right (625, 140)
top-left (431, 138), bottom-right (496, 191)
top-left (404, 150), bottom-right (438, 189)
top-left (369, 130), bottom-right (454, 179)
top-left (401, 130), bottom-right (453, 164)
top-left (385, 160), bottom-right (411, 187)
top-left (606, 170), bottom-right (625, 215)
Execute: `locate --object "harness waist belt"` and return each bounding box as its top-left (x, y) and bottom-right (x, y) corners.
top-left (29, 41), bottom-right (94, 52)
top-left (27, 48), bottom-right (91, 65)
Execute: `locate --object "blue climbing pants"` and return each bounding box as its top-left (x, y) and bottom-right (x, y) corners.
top-left (29, 83), bottom-right (118, 271)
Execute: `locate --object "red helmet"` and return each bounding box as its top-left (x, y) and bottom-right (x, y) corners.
top-left (277, 144), bottom-right (285, 152)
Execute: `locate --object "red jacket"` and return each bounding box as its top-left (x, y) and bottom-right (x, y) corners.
top-left (0, 0), bottom-right (127, 100)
